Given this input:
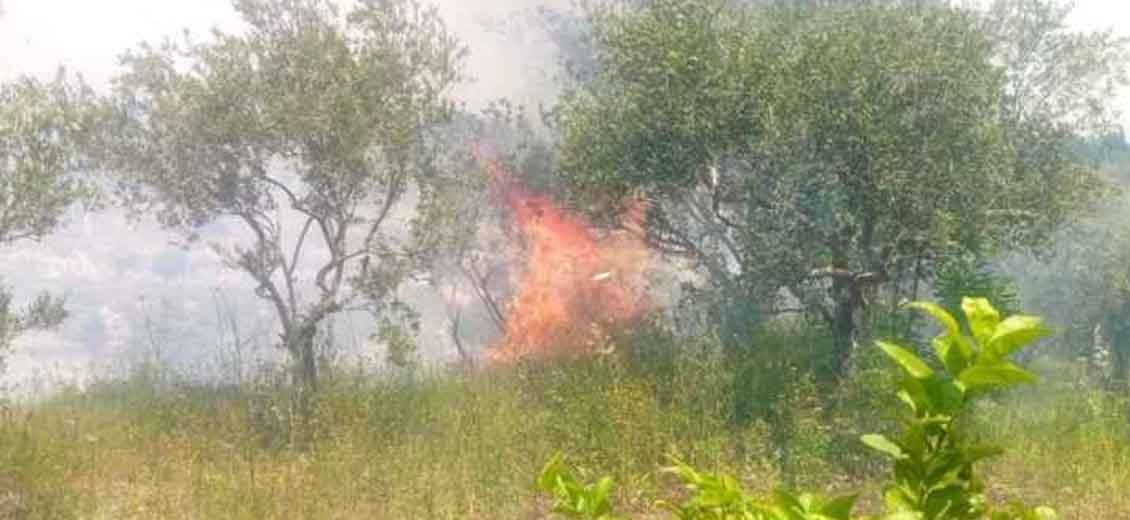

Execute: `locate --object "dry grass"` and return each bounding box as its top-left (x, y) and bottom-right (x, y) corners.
top-left (1, 346), bottom-right (1127, 519)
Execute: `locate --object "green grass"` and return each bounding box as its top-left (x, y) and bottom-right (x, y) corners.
top-left (1, 333), bottom-right (1127, 519)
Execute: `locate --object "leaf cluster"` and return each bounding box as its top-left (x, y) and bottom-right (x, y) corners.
top-left (538, 452), bottom-right (625, 520)
top-left (659, 460), bottom-right (856, 520)
top-left (0, 72), bottom-right (99, 245)
top-left (865, 298), bottom-right (1051, 519)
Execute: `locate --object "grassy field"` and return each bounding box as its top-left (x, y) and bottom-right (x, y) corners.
top-left (1, 329), bottom-right (1128, 519)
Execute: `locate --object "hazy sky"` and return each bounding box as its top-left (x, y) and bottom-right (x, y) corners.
top-left (0, 0), bottom-right (1127, 391)
top-left (1, 0), bottom-right (1126, 119)
top-left (0, 0), bottom-right (573, 107)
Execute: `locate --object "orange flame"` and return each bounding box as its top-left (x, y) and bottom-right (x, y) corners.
top-left (474, 146), bottom-right (651, 363)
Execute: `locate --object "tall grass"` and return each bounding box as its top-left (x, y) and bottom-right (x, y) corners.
top-left (0, 327), bottom-right (1126, 518)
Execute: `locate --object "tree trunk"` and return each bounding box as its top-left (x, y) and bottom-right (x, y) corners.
top-left (1111, 308), bottom-right (1130, 436)
top-left (830, 276), bottom-right (857, 380)
top-left (906, 250), bottom-right (923, 338)
top-left (810, 260), bottom-right (887, 380)
top-left (1110, 318), bottom-right (1129, 390)
top-left (300, 336), bottom-right (318, 393)
top-left (285, 321), bottom-right (320, 394)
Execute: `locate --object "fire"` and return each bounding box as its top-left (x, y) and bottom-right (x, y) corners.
top-left (474, 147), bottom-right (651, 363)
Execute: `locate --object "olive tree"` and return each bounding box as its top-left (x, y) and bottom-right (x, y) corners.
top-left (0, 72), bottom-right (97, 373)
top-left (554, 0), bottom-right (1116, 377)
top-left (93, 0), bottom-right (464, 391)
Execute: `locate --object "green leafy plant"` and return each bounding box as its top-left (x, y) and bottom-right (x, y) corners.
top-left (537, 452), bottom-right (624, 519)
top-left (537, 297), bottom-right (1059, 519)
top-left (863, 297), bottom-right (1055, 519)
top-left (658, 459), bottom-right (856, 519)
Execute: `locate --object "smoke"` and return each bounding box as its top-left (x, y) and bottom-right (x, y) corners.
top-left (0, 0), bottom-right (626, 388)
top-left (431, 0), bottom-right (577, 113)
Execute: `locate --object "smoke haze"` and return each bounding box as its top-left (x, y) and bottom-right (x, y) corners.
top-left (0, 0), bottom-right (1127, 391)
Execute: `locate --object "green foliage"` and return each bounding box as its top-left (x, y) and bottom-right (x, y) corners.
top-left (0, 71), bottom-right (96, 374)
top-left (552, 0), bottom-right (1116, 375)
top-left (0, 288), bottom-right (68, 373)
top-left (0, 71), bottom-right (99, 246)
top-left (658, 459), bottom-right (857, 520)
top-left (538, 452), bottom-right (624, 520)
top-left (863, 297), bottom-right (1051, 520)
top-left (537, 297), bottom-right (1057, 519)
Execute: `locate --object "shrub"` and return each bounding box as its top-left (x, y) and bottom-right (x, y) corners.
top-left (537, 297), bottom-right (1058, 519)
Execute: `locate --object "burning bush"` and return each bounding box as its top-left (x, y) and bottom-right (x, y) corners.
top-left (475, 152), bottom-right (652, 363)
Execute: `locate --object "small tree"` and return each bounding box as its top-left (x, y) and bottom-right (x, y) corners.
top-left (94, 0), bottom-right (464, 391)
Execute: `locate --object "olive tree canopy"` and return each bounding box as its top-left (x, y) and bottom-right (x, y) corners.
top-left (554, 0), bottom-right (1120, 376)
top-left (93, 0), bottom-right (465, 390)
top-left (0, 72), bottom-right (98, 373)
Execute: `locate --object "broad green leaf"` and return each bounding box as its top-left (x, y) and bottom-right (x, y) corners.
top-left (881, 513), bottom-right (924, 520)
top-left (959, 362), bottom-right (1037, 390)
top-left (883, 486), bottom-right (918, 513)
top-left (591, 476), bottom-right (616, 514)
top-left (862, 434), bottom-right (906, 460)
top-left (923, 452), bottom-right (964, 488)
top-left (894, 459), bottom-right (925, 491)
top-left (772, 490), bottom-right (818, 517)
top-left (931, 334), bottom-right (972, 375)
top-left (923, 485), bottom-right (966, 519)
top-left (986, 315), bottom-right (1050, 360)
top-left (537, 452), bottom-right (566, 491)
top-left (901, 420), bottom-right (928, 460)
top-left (819, 493), bottom-right (859, 519)
top-left (922, 378), bottom-right (964, 416)
top-left (796, 491), bottom-right (820, 512)
top-left (897, 377), bottom-right (933, 417)
top-left (905, 301), bottom-right (960, 338)
top-left (877, 341), bottom-right (934, 379)
top-left (774, 489), bottom-right (805, 512)
top-left (962, 297), bottom-right (1001, 346)
top-left (720, 473), bottom-right (742, 494)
